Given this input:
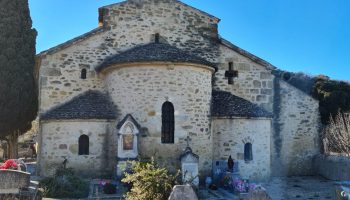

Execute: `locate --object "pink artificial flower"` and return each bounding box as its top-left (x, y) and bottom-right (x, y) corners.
top-left (0, 160), bottom-right (18, 170)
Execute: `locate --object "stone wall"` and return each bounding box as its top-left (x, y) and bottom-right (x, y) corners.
top-left (313, 154), bottom-right (350, 181)
top-left (38, 45), bottom-right (107, 112)
top-left (104, 63), bottom-right (213, 176)
top-left (273, 80), bottom-right (320, 176)
top-left (100, 0), bottom-right (220, 62)
top-left (39, 121), bottom-right (115, 177)
top-left (38, 0), bottom-right (221, 113)
top-left (0, 170), bottom-right (30, 190)
top-left (215, 44), bottom-right (274, 112)
top-left (212, 118), bottom-right (271, 181)
top-left (36, 0), bottom-right (322, 180)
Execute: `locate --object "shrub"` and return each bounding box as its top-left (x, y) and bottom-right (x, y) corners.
top-left (272, 69), bottom-right (315, 94)
top-left (273, 69), bottom-right (350, 125)
top-left (39, 167), bottom-right (89, 198)
top-left (121, 159), bottom-right (179, 200)
top-left (313, 77), bottom-right (350, 124)
top-left (323, 111), bottom-right (350, 155)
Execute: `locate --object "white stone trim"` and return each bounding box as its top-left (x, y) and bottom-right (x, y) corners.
top-left (117, 119), bottom-right (139, 159)
top-left (99, 62), bottom-right (216, 75)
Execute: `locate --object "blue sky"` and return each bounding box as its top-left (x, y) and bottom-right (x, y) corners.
top-left (29, 0), bottom-right (350, 81)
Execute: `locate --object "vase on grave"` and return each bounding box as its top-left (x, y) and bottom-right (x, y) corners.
top-left (205, 177), bottom-right (212, 188)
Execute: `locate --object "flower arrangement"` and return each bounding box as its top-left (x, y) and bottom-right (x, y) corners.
top-left (232, 178), bottom-right (256, 193)
top-left (233, 179), bottom-right (246, 193)
top-left (103, 183), bottom-right (117, 194)
top-left (0, 159), bottom-right (18, 170)
top-left (249, 183), bottom-right (257, 191)
top-left (222, 175), bottom-right (233, 189)
top-left (99, 180), bottom-right (117, 194)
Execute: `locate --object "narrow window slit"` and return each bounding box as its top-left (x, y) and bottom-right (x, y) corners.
top-left (161, 101), bottom-right (175, 144)
top-left (155, 33), bottom-right (160, 43)
top-left (244, 143), bottom-right (253, 161)
top-left (81, 69), bottom-right (87, 79)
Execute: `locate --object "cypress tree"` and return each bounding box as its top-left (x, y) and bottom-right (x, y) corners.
top-left (0, 0), bottom-right (38, 158)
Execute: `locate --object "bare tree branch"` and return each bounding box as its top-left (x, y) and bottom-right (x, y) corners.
top-left (323, 111), bottom-right (350, 156)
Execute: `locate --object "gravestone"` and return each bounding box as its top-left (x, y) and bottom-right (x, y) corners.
top-left (116, 114), bottom-right (140, 178)
top-left (247, 187), bottom-right (272, 200)
top-left (180, 138), bottom-right (199, 187)
top-left (169, 185), bottom-right (198, 200)
top-left (212, 160), bottom-right (240, 185)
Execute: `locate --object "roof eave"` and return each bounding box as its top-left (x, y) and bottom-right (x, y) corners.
top-left (36, 27), bottom-right (104, 58)
top-left (40, 118), bottom-right (116, 122)
top-left (97, 61), bottom-right (217, 74)
top-left (175, 0), bottom-right (220, 22)
top-left (212, 115), bottom-right (273, 120)
top-left (219, 37), bottom-right (276, 71)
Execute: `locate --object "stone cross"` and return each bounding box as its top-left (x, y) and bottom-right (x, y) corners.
top-left (225, 62), bottom-right (238, 84)
top-left (185, 135), bottom-right (192, 148)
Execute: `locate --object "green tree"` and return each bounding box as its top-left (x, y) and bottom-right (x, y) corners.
top-left (273, 69), bottom-right (350, 125)
top-left (312, 76), bottom-right (350, 124)
top-left (0, 0), bottom-right (38, 158)
top-left (122, 159), bottom-right (179, 200)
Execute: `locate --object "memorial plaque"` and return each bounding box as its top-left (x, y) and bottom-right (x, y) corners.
top-left (182, 163), bottom-right (199, 186)
top-left (180, 144), bottom-right (199, 187)
top-left (123, 135), bottom-right (134, 150)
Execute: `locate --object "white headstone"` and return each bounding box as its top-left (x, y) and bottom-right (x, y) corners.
top-left (180, 147), bottom-right (199, 187)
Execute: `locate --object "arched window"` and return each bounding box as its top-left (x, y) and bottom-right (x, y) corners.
top-left (244, 143), bottom-right (253, 161)
top-left (161, 101), bottom-right (174, 144)
top-left (81, 69), bottom-right (87, 79)
top-left (79, 135), bottom-right (89, 155)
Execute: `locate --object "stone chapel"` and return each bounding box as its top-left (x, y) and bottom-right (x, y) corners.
top-left (36, 0), bottom-right (321, 181)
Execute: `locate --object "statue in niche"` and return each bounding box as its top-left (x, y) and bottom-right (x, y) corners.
top-left (228, 155), bottom-right (234, 172)
top-left (123, 135), bottom-right (134, 150)
top-left (122, 124), bottom-right (134, 150)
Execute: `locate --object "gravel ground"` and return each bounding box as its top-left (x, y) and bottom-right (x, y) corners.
top-left (199, 176), bottom-right (336, 200)
top-left (38, 176), bottom-right (337, 200)
top-left (263, 176), bottom-right (336, 200)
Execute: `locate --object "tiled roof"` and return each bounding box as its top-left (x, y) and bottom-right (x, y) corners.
top-left (95, 42), bottom-right (217, 72)
top-left (212, 90), bottom-right (273, 118)
top-left (41, 90), bottom-right (117, 120)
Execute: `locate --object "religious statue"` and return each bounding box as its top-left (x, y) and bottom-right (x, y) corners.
top-left (228, 155), bottom-right (234, 172)
top-left (62, 157), bottom-right (68, 169)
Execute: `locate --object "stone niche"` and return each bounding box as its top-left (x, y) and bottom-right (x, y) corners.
top-left (116, 114), bottom-right (140, 178)
top-left (117, 114), bottom-right (140, 159)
